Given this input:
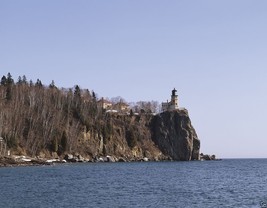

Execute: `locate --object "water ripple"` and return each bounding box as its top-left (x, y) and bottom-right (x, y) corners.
top-left (0, 159), bottom-right (266, 207)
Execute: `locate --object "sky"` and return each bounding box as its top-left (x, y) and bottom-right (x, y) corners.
top-left (1, 0), bottom-right (267, 158)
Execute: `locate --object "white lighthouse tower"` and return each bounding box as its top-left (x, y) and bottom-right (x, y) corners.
top-left (169, 88), bottom-right (179, 110)
top-left (162, 88), bottom-right (179, 111)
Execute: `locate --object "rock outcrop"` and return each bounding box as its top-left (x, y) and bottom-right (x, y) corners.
top-left (151, 110), bottom-right (200, 161)
top-left (200, 153), bottom-right (217, 161)
top-left (79, 113), bottom-right (166, 162)
top-left (0, 76), bottom-right (201, 163)
top-left (3, 110), bottom-right (201, 163)
top-left (73, 109), bottom-right (200, 162)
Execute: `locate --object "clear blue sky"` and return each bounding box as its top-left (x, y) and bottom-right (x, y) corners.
top-left (1, 0), bottom-right (267, 158)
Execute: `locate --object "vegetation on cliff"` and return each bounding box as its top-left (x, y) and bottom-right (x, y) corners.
top-left (0, 73), bottom-right (200, 161)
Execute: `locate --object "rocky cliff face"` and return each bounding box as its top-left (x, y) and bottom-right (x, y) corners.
top-left (150, 110), bottom-right (200, 161)
top-left (79, 114), bottom-right (166, 161)
top-left (75, 110), bottom-right (200, 161)
top-left (0, 79), bottom-right (200, 161)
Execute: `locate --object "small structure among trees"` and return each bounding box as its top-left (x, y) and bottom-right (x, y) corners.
top-left (97, 98), bottom-right (113, 110)
top-left (113, 101), bottom-right (129, 113)
top-left (98, 97), bottom-right (130, 114)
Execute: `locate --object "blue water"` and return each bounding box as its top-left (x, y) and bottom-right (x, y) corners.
top-left (0, 159), bottom-right (267, 208)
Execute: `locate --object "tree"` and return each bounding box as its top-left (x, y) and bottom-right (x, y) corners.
top-left (35, 79), bottom-right (43, 87)
top-left (132, 100), bottom-right (160, 114)
top-left (1, 76), bottom-right (7, 85)
top-left (92, 91), bottom-right (96, 100)
top-left (2, 73), bottom-right (14, 101)
top-left (74, 85), bottom-right (81, 98)
top-left (17, 76), bottom-right (22, 84)
top-left (151, 101), bottom-right (161, 113)
top-left (61, 131), bottom-right (68, 152)
top-left (111, 96), bottom-right (126, 104)
top-left (22, 75), bottom-right (27, 84)
top-left (83, 89), bottom-right (92, 101)
top-left (49, 80), bottom-right (56, 89)
top-left (6, 73), bottom-right (14, 85)
top-left (52, 138), bottom-right (58, 152)
top-left (5, 85), bottom-right (12, 101)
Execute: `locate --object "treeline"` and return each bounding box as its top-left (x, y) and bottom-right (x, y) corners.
top-left (0, 73), bottom-right (161, 157)
top-left (0, 73), bottom-right (102, 156)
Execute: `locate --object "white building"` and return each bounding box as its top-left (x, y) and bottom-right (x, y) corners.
top-left (97, 98), bottom-right (113, 110)
top-left (162, 88), bottom-right (179, 111)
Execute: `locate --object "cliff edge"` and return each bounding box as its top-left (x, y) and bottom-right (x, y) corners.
top-left (151, 110), bottom-right (200, 161)
top-left (0, 76), bottom-right (200, 162)
top-left (76, 109), bottom-right (200, 162)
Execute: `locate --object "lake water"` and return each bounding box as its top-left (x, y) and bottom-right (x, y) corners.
top-left (0, 159), bottom-right (267, 208)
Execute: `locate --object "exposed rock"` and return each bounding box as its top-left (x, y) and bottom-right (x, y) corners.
top-left (151, 110), bottom-right (200, 161)
top-left (143, 157), bottom-right (149, 162)
top-left (65, 154), bottom-right (86, 163)
top-left (106, 156), bottom-right (116, 162)
top-left (118, 158), bottom-right (127, 162)
top-left (0, 157), bottom-right (17, 167)
top-left (2, 110), bottom-right (201, 166)
top-left (200, 153), bottom-right (217, 161)
top-left (63, 110), bottom-right (200, 162)
top-left (77, 154), bottom-right (85, 162)
top-left (46, 159), bottom-right (59, 163)
top-left (0, 156), bottom-right (52, 167)
top-left (0, 80), bottom-right (203, 164)
top-left (21, 158), bottom-right (32, 162)
top-left (64, 154), bottom-right (74, 161)
top-left (202, 154), bottom-right (211, 160)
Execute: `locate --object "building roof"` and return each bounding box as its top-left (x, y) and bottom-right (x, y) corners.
top-left (113, 103), bottom-right (129, 108)
top-left (97, 98), bottom-right (112, 104)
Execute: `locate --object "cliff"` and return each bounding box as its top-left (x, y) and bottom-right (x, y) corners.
top-left (79, 114), bottom-right (165, 161)
top-left (0, 74), bottom-right (200, 161)
top-left (151, 110), bottom-right (200, 161)
top-left (67, 110), bottom-right (200, 161)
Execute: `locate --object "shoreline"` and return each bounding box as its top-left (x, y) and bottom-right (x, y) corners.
top-left (0, 155), bottom-right (221, 168)
top-left (0, 156), bottom-right (57, 168)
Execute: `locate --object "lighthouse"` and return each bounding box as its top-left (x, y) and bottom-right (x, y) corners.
top-left (162, 88), bottom-right (179, 111)
top-left (170, 88), bottom-right (179, 110)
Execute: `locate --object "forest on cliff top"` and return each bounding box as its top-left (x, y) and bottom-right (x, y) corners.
top-left (0, 73), bottom-right (162, 159)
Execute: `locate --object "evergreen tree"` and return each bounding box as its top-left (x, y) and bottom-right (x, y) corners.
top-left (6, 72), bottom-right (14, 85)
top-left (17, 76), bottom-right (22, 84)
top-left (74, 85), bottom-right (81, 98)
top-left (49, 80), bottom-right (56, 89)
top-left (92, 91), bottom-right (96, 100)
top-left (22, 75), bottom-right (27, 84)
top-left (1, 76), bottom-right (7, 85)
top-left (3, 73), bottom-right (14, 101)
top-left (35, 79), bottom-right (43, 87)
